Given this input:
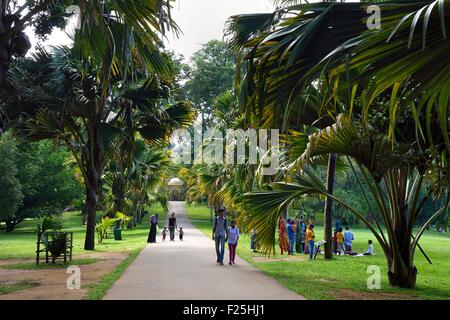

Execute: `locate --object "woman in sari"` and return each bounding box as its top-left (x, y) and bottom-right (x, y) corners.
top-left (147, 214), bottom-right (158, 243)
top-left (278, 218), bottom-right (289, 255)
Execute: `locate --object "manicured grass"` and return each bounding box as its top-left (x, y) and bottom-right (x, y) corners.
top-left (185, 203), bottom-right (450, 300)
top-left (84, 248), bottom-right (143, 300)
top-left (0, 258), bottom-right (98, 270)
top-left (0, 281), bottom-right (38, 294)
top-left (0, 204), bottom-right (167, 260)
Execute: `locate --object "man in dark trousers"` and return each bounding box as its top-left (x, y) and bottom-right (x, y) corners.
top-left (168, 213), bottom-right (177, 241)
top-left (212, 208), bottom-right (228, 265)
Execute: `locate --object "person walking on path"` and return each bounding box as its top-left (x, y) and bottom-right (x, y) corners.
top-left (227, 219), bottom-right (240, 265)
top-left (147, 214), bottom-right (158, 243)
top-left (344, 226), bottom-right (354, 253)
top-left (278, 218), bottom-right (289, 255)
top-left (168, 213), bottom-right (177, 241)
top-left (212, 208), bottom-right (228, 265)
top-left (306, 224), bottom-right (316, 259)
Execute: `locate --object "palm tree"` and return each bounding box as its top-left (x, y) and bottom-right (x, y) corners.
top-left (1, 0), bottom-right (184, 250)
top-left (226, 0), bottom-right (449, 261)
top-left (0, 46), bottom-right (191, 250)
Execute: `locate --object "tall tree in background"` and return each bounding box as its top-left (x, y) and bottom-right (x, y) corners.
top-left (184, 40), bottom-right (236, 127)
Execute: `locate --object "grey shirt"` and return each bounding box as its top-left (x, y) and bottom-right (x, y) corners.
top-left (213, 217), bottom-right (227, 237)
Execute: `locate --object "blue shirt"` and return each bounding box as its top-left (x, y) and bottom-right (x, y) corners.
top-left (344, 230), bottom-right (354, 246)
top-left (287, 223), bottom-right (295, 239)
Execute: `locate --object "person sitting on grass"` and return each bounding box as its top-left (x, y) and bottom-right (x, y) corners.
top-left (363, 240), bottom-right (374, 256)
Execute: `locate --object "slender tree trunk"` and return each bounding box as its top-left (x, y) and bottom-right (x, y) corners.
top-left (324, 153), bottom-right (337, 259)
top-left (84, 123), bottom-right (102, 251)
top-left (84, 174), bottom-right (99, 250)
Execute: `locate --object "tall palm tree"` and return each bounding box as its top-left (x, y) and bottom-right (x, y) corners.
top-left (226, 0), bottom-right (449, 259)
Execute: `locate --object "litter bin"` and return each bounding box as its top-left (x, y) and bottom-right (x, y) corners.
top-left (114, 227), bottom-right (122, 240)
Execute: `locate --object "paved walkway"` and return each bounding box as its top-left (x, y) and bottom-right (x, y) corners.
top-left (104, 201), bottom-right (304, 300)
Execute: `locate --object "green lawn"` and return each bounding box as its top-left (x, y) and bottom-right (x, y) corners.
top-left (0, 204), bottom-right (166, 260)
top-left (0, 204), bottom-right (167, 299)
top-left (185, 203), bottom-right (450, 300)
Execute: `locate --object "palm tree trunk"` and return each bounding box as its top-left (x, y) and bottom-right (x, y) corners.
top-left (84, 166), bottom-right (100, 250)
top-left (387, 253), bottom-right (417, 288)
top-left (84, 123), bottom-right (103, 251)
top-left (324, 153), bottom-right (337, 259)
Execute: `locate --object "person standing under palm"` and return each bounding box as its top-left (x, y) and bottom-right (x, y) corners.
top-left (278, 218), bottom-right (289, 255)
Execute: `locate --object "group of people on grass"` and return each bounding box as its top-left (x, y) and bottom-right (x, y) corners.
top-left (147, 212), bottom-right (184, 243)
top-left (148, 208), bottom-right (373, 264)
top-left (278, 217), bottom-right (374, 259)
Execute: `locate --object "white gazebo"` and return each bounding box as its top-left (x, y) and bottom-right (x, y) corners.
top-left (168, 178), bottom-right (186, 201)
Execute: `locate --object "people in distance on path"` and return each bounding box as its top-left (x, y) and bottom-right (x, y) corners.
top-left (179, 227), bottom-right (184, 241)
top-left (147, 214), bottom-right (158, 243)
top-left (278, 217), bottom-right (289, 255)
top-left (336, 227), bottom-right (345, 255)
top-left (212, 208), bottom-right (228, 265)
top-left (250, 229), bottom-right (258, 252)
top-left (168, 212), bottom-right (177, 241)
top-left (343, 226), bottom-right (354, 253)
top-left (363, 240), bottom-right (374, 256)
top-left (306, 224), bottom-right (316, 260)
top-left (295, 219), bottom-right (303, 253)
top-left (162, 226), bottom-right (168, 242)
top-left (227, 219), bottom-right (240, 265)
top-left (287, 219), bottom-right (296, 255)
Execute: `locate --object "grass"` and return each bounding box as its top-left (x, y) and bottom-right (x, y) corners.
top-left (0, 204), bottom-right (167, 299)
top-left (84, 248), bottom-right (143, 300)
top-left (0, 204), bottom-right (167, 260)
top-left (185, 203), bottom-right (450, 300)
top-left (0, 258), bottom-right (98, 270)
top-left (0, 281), bottom-right (39, 294)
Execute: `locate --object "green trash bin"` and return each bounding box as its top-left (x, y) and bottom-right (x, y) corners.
top-left (114, 227), bottom-right (122, 240)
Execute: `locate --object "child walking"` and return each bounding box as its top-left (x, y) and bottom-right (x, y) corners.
top-left (227, 220), bottom-right (240, 265)
top-left (162, 226), bottom-right (168, 242)
top-left (179, 227), bottom-right (184, 241)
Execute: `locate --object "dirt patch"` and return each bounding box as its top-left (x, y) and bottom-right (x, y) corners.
top-left (333, 289), bottom-right (415, 300)
top-left (0, 251), bottom-right (129, 300)
top-left (253, 255), bottom-right (307, 263)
